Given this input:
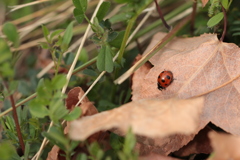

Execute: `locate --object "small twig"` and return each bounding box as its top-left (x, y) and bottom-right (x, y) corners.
top-left (154, 0), bottom-right (171, 30)
top-left (190, 1), bottom-right (197, 35)
top-left (220, 5), bottom-right (227, 42)
top-left (2, 81), bottom-right (25, 152)
top-left (10, 94), bottom-right (25, 152)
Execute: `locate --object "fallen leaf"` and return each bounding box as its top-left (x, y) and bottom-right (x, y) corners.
top-left (65, 87), bottom-right (90, 110)
top-left (208, 132), bottom-right (240, 160)
top-left (47, 87), bottom-right (99, 160)
top-left (139, 153), bottom-right (181, 160)
top-left (173, 126), bottom-right (212, 157)
top-left (135, 134), bottom-right (197, 156)
top-left (132, 33), bottom-right (240, 136)
top-left (69, 98), bottom-right (203, 141)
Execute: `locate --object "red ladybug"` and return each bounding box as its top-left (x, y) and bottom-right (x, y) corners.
top-left (157, 70), bottom-right (174, 91)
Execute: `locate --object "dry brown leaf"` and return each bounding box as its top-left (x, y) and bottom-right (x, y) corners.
top-left (208, 132), bottom-right (240, 160)
top-left (66, 87), bottom-right (90, 110)
top-left (173, 126), bottom-right (212, 157)
top-left (47, 87), bottom-right (99, 160)
top-left (132, 33), bottom-right (240, 136)
top-left (135, 134), bottom-right (197, 156)
top-left (139, 153), bottom-right (181, 160)
top-left (69, 97), bottom-right (203, 141)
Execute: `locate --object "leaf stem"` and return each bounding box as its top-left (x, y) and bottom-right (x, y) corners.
top-left (220, 5), bottom-right (227, 42)
top-left (10, 94), bottom-right (25, 152)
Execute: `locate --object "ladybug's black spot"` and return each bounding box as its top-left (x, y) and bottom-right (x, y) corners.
top-left (158, 75), bottom-right (160, 79)
top-left (161, 79), bottom-right (165, 83)
top-left (166, 75), bottom-right (171, 79)
top-left (163, 83), bottom-right (169, 87)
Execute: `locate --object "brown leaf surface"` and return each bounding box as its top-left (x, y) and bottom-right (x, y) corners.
top-left (132, 33), bottom-right (240, 136)
top-left (69, 98), bottom-right (203, 141)
top-left (139, 153), bottom-right (181, 160)
top-left (173, 126), bottom-right (212, 157)
top-left (66, 87), bottom-right (90, 110)
top-left (135, 134), bottom-right (197, 156)
top-left (208, 132), bottom-right (240, 160)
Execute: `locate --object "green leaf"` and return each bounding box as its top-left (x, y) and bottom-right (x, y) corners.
top-left (97, 45), bottom-right (114, 72)
top-left (39, 42), bottom-right (49, 49)
top-left (72, 0), bottom-right (81, 9)
top-left (108, 31), bottom-right (125, 48)
top-left (72, 0), bottom-right (87, 12)
top-left (63, 107), bottom-right (81, 121)
top-left (221, 0), bottom-right (229, 9)
top-left (92, 17), bottom-right (104, 34)
top-left (96, 2), bottom-right (111, 21)
top-left (0, 38), bottom-right (11, 63)
top-left (0, 92), bottom-right (4, 101)
top-left (89, 142), bottom-right (104, 159)
top-left (207, 12), bottom-right (224, 28)
top-left (24, 142), bottom-right (30, 160)
top-left (110, 133), bottom-right (124, 150)
top-left (0, 63), bottom-right (14, 78)
top-left (0, 141), bottom-right (20, 160)
top-left (42, 126), bottom-right (68, 151)
top-left (50, 29), bottom-right (64, 42)
top-left (41, 25), bottom-right (50, 42)
top-left (51, 74), bottom-right (67, 89)
top-left (9, 80), bottom-right (18, 94)
top-left (76, 154), bottom-right (87, 160)
top-left (61, 22), bottom-right (74, 51)
top-left (107, 31), bottom-right (118, 42)
top-left (73, 8), bottom-right (85, 24)
top-left (70, 140), bottom-right (80, 152)
top-left (123, 128), bottom-right (136, 155)
top-left (48, 92), bottom-right (68, 122)
top-left (29, 99), bottom-right (49, 118)
top-left (2, 22), bottom-right (20, 48)
top-left (80, 0), bottom-right (88, 12)
top-left (232, 32), bottom-right (240, 36)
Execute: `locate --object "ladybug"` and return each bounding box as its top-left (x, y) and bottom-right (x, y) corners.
top-left (157, 70), bottom-right (174, 91)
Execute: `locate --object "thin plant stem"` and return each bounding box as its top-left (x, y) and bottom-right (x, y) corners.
top-left (190, 1), bottom-right (197, 35)
top-left (154, 0), bottom-right (171, 30)
top-left (1, 80), bottom-right (25, 152)
top-left (9, 94), bottom-right (25, 152)
top-left (220, 5), bottom-right (227, 42)
top-left (72, 57), bottom-right (97, 75)
top-left (134, 1), bottom-right (192, 40)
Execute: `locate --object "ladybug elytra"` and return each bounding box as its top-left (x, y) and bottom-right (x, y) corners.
top-left (157, 70), bottom-right (174, 91)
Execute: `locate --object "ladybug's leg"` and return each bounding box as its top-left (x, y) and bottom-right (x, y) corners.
top-left (157, 83), bottom-right (163, 91)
